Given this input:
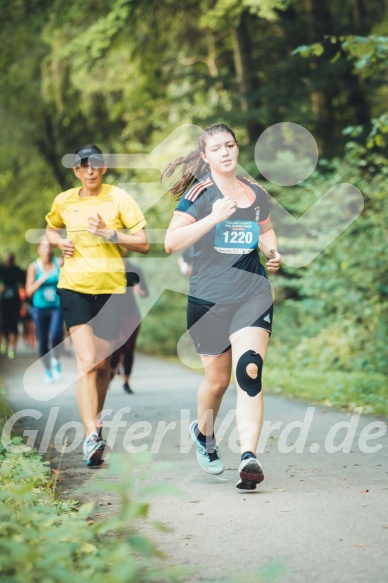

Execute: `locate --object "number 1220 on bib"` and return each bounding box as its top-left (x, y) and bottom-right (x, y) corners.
top-left (214, 220), bottom-right (260, 254)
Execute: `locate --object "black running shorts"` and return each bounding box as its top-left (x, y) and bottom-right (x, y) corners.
top-left (187, 292), bottom-right (273, 356)
top-left (57, 289), bottom-right (124, 341)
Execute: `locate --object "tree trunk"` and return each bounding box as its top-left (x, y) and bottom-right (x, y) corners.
top-left (231, 11), bottom-right (263, 144)
top-left (34, 113), bottom-right (70, 191)
top-left (352, 0), bottom-right (367, 33)
top-left (305, 0), bottom-right (336, 151)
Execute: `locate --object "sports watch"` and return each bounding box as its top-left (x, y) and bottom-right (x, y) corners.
top-left (108, 230), bottom-right (118, 243)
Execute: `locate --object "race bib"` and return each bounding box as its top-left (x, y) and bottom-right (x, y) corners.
top-left (42, 288), bottom-right (57, 303)
top-left (214, 220), bottom-right (259, 254)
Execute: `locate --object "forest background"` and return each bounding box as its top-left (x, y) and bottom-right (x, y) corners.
top-left (0, 0), bottom-right (387, 414)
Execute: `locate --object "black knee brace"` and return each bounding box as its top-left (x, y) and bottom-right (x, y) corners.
top-left (236, 350), bottom-right (263, 397)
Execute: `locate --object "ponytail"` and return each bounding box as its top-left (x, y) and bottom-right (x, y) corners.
top-left (162, 148), bottom-right (208, 200)
top-left (162, 123), bottom-right (238, 200)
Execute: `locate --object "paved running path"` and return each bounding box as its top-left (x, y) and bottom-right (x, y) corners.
top-left (1, 349), bottom-right (387, 583)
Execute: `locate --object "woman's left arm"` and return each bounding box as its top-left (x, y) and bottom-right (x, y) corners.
top-left (259, 220), bottom-right (282, 273)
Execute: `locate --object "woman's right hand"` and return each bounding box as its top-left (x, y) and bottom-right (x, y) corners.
top-left (210, 197), bottom-right (237, 224)
top-left (59, 239), bottom-right (75, 258)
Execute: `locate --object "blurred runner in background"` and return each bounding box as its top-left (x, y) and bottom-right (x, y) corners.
top-left (110, 257), bottom-right (149, 394)
top-left (26, 236), bottom-right (64, 385)
top-left (0, 252), bottom-right (26, 360)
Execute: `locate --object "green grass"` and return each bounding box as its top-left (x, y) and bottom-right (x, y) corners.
top-left (263, 367), bottom-right (388, 416)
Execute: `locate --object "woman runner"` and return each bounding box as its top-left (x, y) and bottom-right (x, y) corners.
top-left (163, 123), bottom-right (281, 489)
top-left (25, 236), bottom-right (64, 384)
top-left (46, 145), bottom-right (149, 466)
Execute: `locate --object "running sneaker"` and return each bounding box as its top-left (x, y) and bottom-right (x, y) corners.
top-left (44, 369), bottom-right (54, 385)
top-left (83, 433), bottom-right (106, 467)
top-left (123, 381), bottom-right (134, 394)
top-left (189, 420), bottom-right (224, 475)
top-left (51, 358), bottom-right (62, 380)
top-left (236, 457), bottom-right (264, 490)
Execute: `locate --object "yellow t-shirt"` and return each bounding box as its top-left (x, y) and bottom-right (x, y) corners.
top-left (45, 184), bottom-right (147, 294)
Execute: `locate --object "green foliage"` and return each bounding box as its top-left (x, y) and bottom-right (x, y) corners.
top-left (263, 300), bottom-right (388, 416)
top-left (0, 444), bottom-right (183, 583)
top-left (293, 35), bottom-right (388, 77)
top-left (0, 389), bottom-right (13, 433)
top-left (366, 113), bottom-right (388, 148)
top-left (336, 35), bottom-right (388, 78)
top-left (270, 140), bottom-right (388, 377)
top-left (138, 291), bottom-right (187, 356)
top-left (292, 43), bottom-right (325, 58)
top-left (0, 389), bottom-right (182, 583)
top-left (293, 34), bottom-right (388, 77)
top-left (200, 0), bottom-right (289, 28)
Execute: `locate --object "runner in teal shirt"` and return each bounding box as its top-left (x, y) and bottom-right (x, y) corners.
top-left (26, 237), bottom-right (63, 385)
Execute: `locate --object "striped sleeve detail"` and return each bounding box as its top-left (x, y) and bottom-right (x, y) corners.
top-left (245, 178), bottom-right (269, 196)
top-left (173, 210), bottom-right (196, 223)
top-left (184, 178), bottom-right (212, 202)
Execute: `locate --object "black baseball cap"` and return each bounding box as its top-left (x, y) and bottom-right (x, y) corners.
top-left (73, 145), bottom-right (105, 168)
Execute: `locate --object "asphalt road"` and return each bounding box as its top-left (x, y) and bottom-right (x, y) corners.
top-left (1, 348), bottom-right (387, 583)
